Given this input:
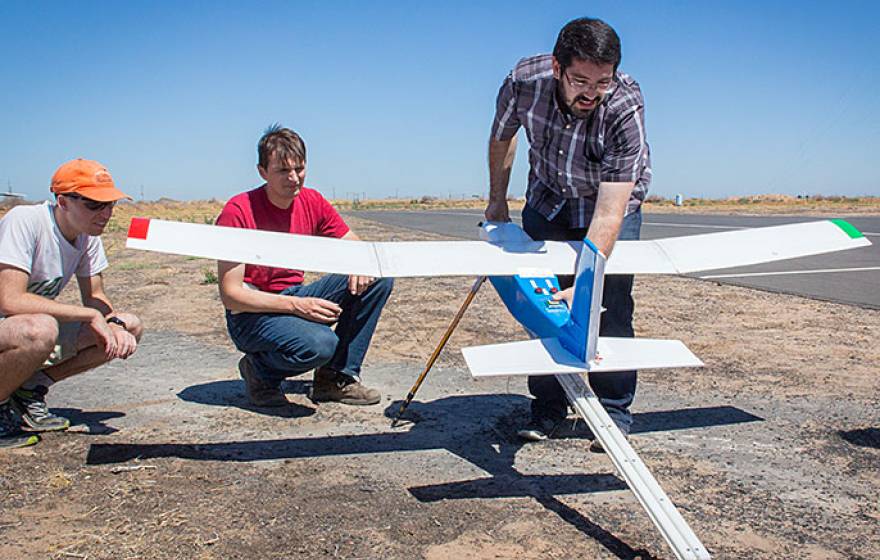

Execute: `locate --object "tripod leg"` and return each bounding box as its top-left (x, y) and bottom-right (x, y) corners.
top-left (391, 276), bottom-right (486, 427)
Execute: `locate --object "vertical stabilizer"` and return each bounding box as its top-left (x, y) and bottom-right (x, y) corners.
top-left (559, 240), bottom-right (606, 362)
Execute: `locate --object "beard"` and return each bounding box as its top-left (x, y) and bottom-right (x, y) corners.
top-left (567, 92), bottom-right (602, 119)
top-left (558, 82), bottom-right (604, 119)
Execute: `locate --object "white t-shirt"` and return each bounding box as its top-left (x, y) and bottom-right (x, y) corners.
top-left (0, 202), bottom-right (108, 317)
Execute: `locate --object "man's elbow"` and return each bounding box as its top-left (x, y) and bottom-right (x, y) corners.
top-left (218, 288), bottom-right (235, 310)
top-left (218, 285), bottom-right (245, 313)
top-left (0, 293), bottom-right (22, 317)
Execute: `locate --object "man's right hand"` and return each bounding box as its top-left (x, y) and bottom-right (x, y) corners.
top-left (290, 296), bottom-right (342, 324)
top-left (484, 199), bottom-right (511, 222)
top-left (88, 313), bottom-right (119, 359)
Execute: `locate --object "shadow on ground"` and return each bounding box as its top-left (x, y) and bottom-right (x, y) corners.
top-left (85, 392), bottom-right (761, 560)
top-left (839, 427), bottom-right (880, 449)
top-left (177, 379), bottom-right (315, 418)
top-left (52, 408), bottom-right (124, 435)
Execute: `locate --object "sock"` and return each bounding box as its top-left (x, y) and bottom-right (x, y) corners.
top-left (21, 370), bottom-right (56, 391)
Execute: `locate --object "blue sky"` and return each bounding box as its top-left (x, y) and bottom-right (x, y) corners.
top-left (1, 1), bottom-right (878, 202)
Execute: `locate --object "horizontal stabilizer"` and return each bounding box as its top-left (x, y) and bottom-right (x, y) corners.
top-left (462, 337), bottom-right (703, 378)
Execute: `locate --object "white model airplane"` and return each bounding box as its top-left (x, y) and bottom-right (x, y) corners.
top-left (126, 216), bottom-right (868, 377)
top-left (125, 215), bottom-right (869, 560)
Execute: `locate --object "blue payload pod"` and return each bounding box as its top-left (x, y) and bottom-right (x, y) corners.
top-left (480, 222), bottom-right (605, 364)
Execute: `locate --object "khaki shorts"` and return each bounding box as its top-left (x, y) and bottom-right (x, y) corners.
top-left (45, 322), bottom-right (82, 366)
top-left (0, 317), bottom-right (81, 366)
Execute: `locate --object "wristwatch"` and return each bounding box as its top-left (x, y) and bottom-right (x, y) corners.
top-left (107, 316), bottom-right (127, 329)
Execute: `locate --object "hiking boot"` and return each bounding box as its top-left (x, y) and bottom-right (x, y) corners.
top-left (12, 386), bottom-right (70, 432)
top-left (0, 400), bottom-right (40, 449)
top-left (310, 368), bottom-right (381, 405)
top-left (517, 415), bottom-right (563, 442)
top-left (239, 355), bottom-right (289, 407)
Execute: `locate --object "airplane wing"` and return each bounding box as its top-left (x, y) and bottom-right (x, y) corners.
top-left (461, 337), bottom-right (704, 377)
top-left (126, 217), bottom-right (869, 277)
top-left (126, 217), bottom-right (577, 277)
top-left (609, 219), bottom-right (870, 274)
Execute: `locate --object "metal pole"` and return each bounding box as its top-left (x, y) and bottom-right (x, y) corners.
top-left (391, 276), bottom-right (486, 427)
top-left (556, 372), bottom-right (711, 560)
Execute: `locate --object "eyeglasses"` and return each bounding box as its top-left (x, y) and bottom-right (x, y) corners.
top-left (64, 193), bottom-right (116, 212)
top-left (562, 69), bottom-right (614, 94)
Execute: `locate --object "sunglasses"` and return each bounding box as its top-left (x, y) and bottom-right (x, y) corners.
top-left (64, 193), bottom-right (116, 212)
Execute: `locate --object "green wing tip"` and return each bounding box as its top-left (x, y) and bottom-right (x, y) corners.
top-left (830, 219), bottom-right (865, 239)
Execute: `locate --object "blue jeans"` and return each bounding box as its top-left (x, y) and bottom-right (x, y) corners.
top-left (522, 204), bottom-right (642, 434)
top-left (226, 275), bottom-right (393, 385)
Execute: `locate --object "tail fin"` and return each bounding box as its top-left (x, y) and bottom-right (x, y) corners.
top-left (559, 240), bottom-right (606, 363)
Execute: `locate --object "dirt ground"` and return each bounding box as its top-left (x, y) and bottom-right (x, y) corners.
top-left (0, 210), bottom-right (878, 560)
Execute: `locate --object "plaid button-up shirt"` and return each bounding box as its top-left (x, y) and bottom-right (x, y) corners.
top-left (491, 54), bottom-right (651, 228)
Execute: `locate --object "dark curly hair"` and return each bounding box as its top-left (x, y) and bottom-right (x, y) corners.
top-left (553, 18), bottom-right (621, 72)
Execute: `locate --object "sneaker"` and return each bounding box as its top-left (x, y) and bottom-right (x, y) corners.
top-left (517, 415), bottom-right (563, 442)
top-left (0, 400), bottom-right (40, 449)
top-left (12, 386), bottom-right (70, 432)
top-left (239, 355), bottom-right (289, 407)
top-left (310, 368), bottom-right (381, 406)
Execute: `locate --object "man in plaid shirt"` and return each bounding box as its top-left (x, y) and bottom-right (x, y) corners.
top-left (485, 17), bottom-right (651, 449)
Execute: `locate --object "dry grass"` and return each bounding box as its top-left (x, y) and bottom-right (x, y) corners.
top-left (643, 194), bottom-right (880, 215)
top-left (3, 194), bottom-right (879, 227)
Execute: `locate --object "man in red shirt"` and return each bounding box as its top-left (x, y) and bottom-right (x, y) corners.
top-left (216, 126), bottom-right (393, 407)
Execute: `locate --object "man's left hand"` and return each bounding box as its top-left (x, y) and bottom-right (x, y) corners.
top-left (348, 275), bottom-right (375, 296)
top-left (110, 325), bottom-right (138, 359)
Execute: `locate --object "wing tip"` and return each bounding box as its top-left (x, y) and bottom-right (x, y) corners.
top-left (128, 217), bottom-right (151, 240)
top-left (829, 219), bottom-right (865, 240)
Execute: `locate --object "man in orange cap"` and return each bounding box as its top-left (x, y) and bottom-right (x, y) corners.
top-left (0, 159), bottom-right (143, 449)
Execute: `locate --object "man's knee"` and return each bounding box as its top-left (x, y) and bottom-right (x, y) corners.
top-left (282, 329), bottom-right (338, 370)
top-left (15, 314), bottom-right (59, 355)
top-left (115, 313), bottom-right (144, 342)
top-left (309, 329), bottom-right (339, 365)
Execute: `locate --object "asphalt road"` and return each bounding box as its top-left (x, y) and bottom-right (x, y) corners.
top-left (349, 210), bottom-right (880, 309)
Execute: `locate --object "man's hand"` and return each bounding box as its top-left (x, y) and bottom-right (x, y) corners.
top-left (110, 325), bottom-right (138, 359)
top-left (88, 313), bottom-right (119, 359)
top-left (290, 296), bottom-right (342, 324)
top-left (552, 287), bottom-right (575, 308)
top-left (348, 275), bottom-right (374, 296)
top-left (484, 199), bottom-right (511, 222)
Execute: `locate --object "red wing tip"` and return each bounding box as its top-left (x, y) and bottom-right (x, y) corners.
top-left (128, 217), bottom-right (151, 240)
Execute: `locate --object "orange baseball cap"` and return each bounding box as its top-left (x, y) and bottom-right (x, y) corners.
top-left (50, 159), bottom-right (132, 202)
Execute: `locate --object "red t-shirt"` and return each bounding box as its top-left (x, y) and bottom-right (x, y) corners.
top-left (215, 186), bottom-right (350, 292)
